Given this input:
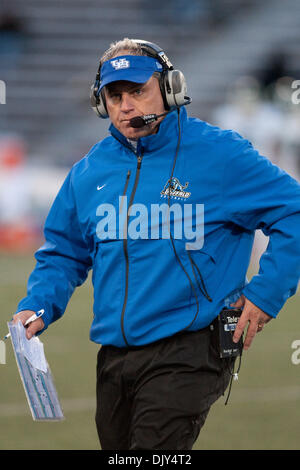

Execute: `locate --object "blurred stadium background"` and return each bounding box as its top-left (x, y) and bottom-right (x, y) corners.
top-left (0, 0), bottom-right (299, 450)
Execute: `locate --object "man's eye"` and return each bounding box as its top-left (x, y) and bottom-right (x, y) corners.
top-left (134, 89), bottom-right (143, 96)
top-left (110, 93), bottom-right (121, 100)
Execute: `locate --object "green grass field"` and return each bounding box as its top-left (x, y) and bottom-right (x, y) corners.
top-left (0, 253), bottom-right (299, 450)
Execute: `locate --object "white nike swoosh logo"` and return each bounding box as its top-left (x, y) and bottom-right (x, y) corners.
top-left (97, 184), bottom-right (106, 191)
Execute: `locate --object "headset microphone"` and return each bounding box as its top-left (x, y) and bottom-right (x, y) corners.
top-left (129, 111), bottom-right (169, 128)
top-left (129, 96), bottom-right (192, 128)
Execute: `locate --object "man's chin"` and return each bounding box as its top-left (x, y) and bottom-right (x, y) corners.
top-left (122, 128), bottom-right (142, 140)
top-left (120, 123), bottom-right (158, 140)
top-left (121, 125), bottom-right (157, 140)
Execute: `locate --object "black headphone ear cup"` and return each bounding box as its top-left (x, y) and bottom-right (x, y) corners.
top-left (90, 84), bottom-right (109, 118)
top-left (163, 70), bottom-right (187, 109)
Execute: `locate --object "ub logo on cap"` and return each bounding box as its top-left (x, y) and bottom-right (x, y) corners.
top-left (111, 58), bottom-right (130, 70)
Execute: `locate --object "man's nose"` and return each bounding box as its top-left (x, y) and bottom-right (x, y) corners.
top-left (120, 93), bottom-right (135, 112)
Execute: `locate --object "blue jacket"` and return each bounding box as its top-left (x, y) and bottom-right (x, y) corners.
top-left (17, 107), bottom-right (300, 347)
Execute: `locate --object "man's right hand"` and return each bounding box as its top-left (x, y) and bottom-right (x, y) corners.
top-left (13, 310), bottom-right (45, 340)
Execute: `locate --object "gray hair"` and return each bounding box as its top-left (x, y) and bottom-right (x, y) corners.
top-left (101, 38), bottom-right (148, 63)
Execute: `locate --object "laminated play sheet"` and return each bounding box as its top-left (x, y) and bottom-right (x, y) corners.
top-left (8, 321), bottom-right (64, 421)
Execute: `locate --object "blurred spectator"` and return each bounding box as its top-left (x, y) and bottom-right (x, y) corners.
top-left (0, 7), bottom-right (26, 64)
top-left (140, 0), bottom-right (253, 26)
top-left (0, 136), bottom-right (34, 252)
top-left (0, 134), bottom-right (69, 253)
top-left (259, 51), bottom-right (289, 101)
top-left (212, 67), bottom-right (300, 270)
top-left (140, 0), bottom-right (211, 26)
top-left (212, 76), bottom-right (283, 159)
top-left (212, 74), bottom-right (299, 179)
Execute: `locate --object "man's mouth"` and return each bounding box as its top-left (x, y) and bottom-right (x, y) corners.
top-left (121, 118), bottom-right (143, 129)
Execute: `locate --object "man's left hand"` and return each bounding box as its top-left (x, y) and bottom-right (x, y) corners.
top-left (231, 295), bottom-right (272, 350)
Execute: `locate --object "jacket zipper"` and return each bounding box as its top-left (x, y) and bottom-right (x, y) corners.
top-left (121, 154), bottom-right (143, 346)
top-left (120, 170), bottom-right (131, 213)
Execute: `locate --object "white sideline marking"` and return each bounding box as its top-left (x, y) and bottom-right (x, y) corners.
top-left (227, 385), bottom-right (300, 404)
top-left (0, 387), bottom-right (299, 417)
top-left (0, 397), bottom-right (96, 417)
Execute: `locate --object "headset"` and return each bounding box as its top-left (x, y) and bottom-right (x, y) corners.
top-left (90, 39), bottom-right (189, 118)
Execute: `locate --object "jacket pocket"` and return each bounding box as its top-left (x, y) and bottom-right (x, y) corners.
top-left (186, 247), bottom-right (216, 302)
top-left (92, 240), bottom-right (125, 319)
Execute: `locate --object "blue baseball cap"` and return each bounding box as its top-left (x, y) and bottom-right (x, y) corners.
top-left (99, 55), bottom-right (163, 92)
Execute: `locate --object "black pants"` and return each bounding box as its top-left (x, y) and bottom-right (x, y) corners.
top-left (95, 324), bottom-right (234, 450)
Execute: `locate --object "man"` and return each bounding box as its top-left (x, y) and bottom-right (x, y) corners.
top-left (14, 38), bottom-right (300, 450)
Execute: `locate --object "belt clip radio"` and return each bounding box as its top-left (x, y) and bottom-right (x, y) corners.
top-left (217, 307), bottom-right (243, 359)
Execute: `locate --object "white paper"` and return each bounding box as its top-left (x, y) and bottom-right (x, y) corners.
top-left (16, 321), bottom-right (48, 373)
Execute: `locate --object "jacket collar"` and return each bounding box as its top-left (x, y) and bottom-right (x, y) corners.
top-left (109, 107), bottom-right (188, 154)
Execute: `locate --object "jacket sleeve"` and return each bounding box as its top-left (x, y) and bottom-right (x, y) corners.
top-left (16, 168), bottom-right (93, 331)
top-left (222, 135), bottom-right (300, 317)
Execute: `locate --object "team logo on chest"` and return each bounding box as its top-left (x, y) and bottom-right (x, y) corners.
top-left (160, 177), bottom-right (191, 200)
